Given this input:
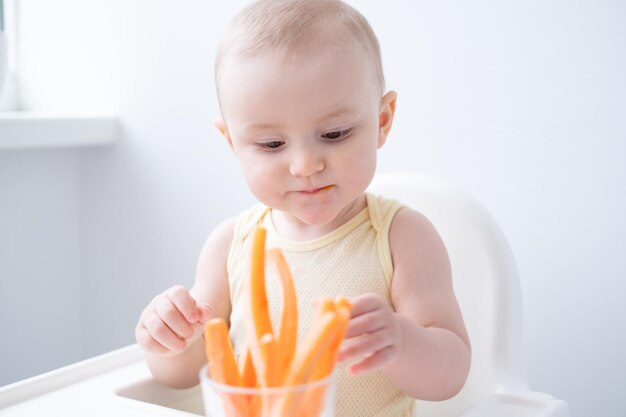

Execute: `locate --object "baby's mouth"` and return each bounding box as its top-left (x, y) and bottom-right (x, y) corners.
top-left (298, 185), bottom-right (334, 194)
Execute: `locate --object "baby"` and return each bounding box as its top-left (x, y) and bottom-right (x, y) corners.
top-left (136, 1), bottom-right (471, 416)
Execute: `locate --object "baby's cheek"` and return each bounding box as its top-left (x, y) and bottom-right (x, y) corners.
top-left (242, 165), bottom-right (275, 203)
top-left (341, 149), bottom-right (377, 188)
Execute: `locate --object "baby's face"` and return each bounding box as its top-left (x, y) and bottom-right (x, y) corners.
top-left (218, 44), bottom-right (387, 228)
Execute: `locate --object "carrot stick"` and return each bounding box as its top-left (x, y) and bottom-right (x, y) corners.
top-left (314, 297), bottom-right (335, 317)
top-left (204, 318), bottom-right (242, 386)
top-left (204, 318), bottom-right (249, 417)
top-left (239, 342), bottom-right (257, 388)
top-left (333, 296), bottom-right (352, 312)
top-left (268, 248), bottom-right (298, 377)
top-left (284, 311), bottom-right (342, 386)
top-left (311, 297), bottom-right (352, 380)
top-left (311, 310), bottom-right (349, 380)
top-left (250, 227), bottom-right (273, 338)
top-left (259, 333), bottom-right (280, 387)
top-left (271, 311), bottom-right (343, 417)
top-left (298, 298), bottom-right (352, 417)
top-left (247, 226), bottom-right (276, 387)
top-left (238, 342), bottom-right (261, 417)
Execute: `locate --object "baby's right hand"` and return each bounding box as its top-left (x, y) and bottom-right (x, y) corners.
top-left (135, 286), bottom-right (213, 356)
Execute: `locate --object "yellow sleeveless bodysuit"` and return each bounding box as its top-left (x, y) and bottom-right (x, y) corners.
top-left (226, 193), bottom-right (415, 417)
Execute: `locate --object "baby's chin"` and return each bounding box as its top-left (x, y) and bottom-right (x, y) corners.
top-left (286, 193), bottom-right (366, 230)
top-left (294, 206), bottom-right (349, 231)
top-left (296, 212), bottom-right (336, 227)
top-left (276, 205), bottom-right (343, 231)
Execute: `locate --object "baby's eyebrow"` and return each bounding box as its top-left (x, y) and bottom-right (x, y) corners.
top-left (245, 122), bottom-right (281, 131)
top-left (242, 108), bottom-right (357, 132)
top-left (317, 108), bottom-right (355, 123)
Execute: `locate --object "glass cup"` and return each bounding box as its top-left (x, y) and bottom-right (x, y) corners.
top-left (199, 363), bottom-right (337, 417)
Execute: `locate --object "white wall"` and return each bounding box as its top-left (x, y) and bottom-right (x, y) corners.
top-left (0, 1), bottom-right (624, 416)
top-left (0, 149), bottom-right (83, 381)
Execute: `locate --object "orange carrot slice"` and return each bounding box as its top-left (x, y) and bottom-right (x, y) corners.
top-left (204, 318), bottom-right (241, 386)
top-left (247, 226), bottom-right (276, 387)
top-left (284, 311), bottom-right (343, 386)
top-left (333, 296), bottom-right (352, 312)
top-left (314, 297), bottom-right (335, 317)
top-left (259, 333), bottom-right (280, 387)
top-left (298, 297), bottom-right (352, 417)
top-left (310, 302), bottom-right (350, 380)
top-left (239, 343), bottom-right (257, 388)
top-left (268, 248), bottom-right (298, 376)
top-left (204, 318), bottom-right (249, 417)
top-left (238, 341), bottom-right (261, 417)
top-left (271, 311), bottom-right (343, 417)
top-left (250, 227), bottom-right (272, 339)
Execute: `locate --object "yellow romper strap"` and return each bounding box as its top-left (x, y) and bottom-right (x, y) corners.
top-left (366, 193), bottom-right (404, 286)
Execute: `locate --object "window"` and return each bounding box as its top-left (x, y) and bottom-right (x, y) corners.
top-left (0, 0), bottom-right (19, 110)
top-left (0, 0), bottom-right (118, 150)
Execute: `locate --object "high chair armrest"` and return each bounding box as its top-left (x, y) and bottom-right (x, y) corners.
top-left (456, 392), bottom-right (570, 417)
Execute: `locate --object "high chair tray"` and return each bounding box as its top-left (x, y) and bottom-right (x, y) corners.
top-left (0, 343), bottom-right (567, 417)
top-left (0, 344), bottom-right (203, 417)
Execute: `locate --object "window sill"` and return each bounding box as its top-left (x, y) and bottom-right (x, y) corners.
top-left (0, 112), bottom-right (119, 150)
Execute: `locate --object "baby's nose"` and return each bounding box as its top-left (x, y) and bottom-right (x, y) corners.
top-left (288, 147), bottom-right (324, 177)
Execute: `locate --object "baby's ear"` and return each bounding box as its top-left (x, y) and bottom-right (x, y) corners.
top-left (377, 91), bottom-right (397, 149)
top-left (214, 117), bottom-right (233, 149)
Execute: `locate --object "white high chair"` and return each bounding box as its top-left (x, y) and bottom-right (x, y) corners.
top-left (367, 172), bottom-right (569, 417)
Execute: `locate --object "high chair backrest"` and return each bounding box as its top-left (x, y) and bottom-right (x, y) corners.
top-left (368, 172), bottom-right (529, 417)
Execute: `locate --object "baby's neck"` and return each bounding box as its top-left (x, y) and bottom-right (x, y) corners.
top-left (270, 194), bottom-right (367, 241)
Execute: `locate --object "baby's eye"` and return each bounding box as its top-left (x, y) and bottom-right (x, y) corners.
top-left (321, 128), bottom-right (352, 141)
top-left (324, 131), bottom-right (341, 139)
top-left (257, 140), bottom-right (285, 151)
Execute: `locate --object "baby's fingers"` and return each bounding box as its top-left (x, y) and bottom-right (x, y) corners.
top-left (348, 293), bottom-right (387, 318)
top-left (154, 294), bottom-right (196, 340)
top-left (348, 346), bottom-right (396, 375)
top-left (185, 305), bottom-right (214, 342)
top-left (135, 323), bottom-right (174, 355)
top-left (339, 326), bottom-right (399, 375)
top-left (196, 303), bottom-right (213, 323)
top-left (142, 309), bottom-right (188, 353)
top-left (340, 328), bottom-right (390, 360)
top-left (344, 312), bottom-right (385, 339)
top-left (167, 286), bottom-right (201, 323)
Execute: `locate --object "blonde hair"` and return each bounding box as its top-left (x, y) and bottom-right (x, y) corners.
top-left (215, 0), bottom-right (385, 98)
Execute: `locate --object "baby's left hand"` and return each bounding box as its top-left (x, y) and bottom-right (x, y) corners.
top-left (338, 293), bottom-right (405, 375)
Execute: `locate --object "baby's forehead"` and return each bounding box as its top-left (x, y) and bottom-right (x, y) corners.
top-left (216, 38), bottom-right (383, 104)
top-left (216, 44), bottom-right (381, 125)
top-left (218, 42), bottom-right (380, 95)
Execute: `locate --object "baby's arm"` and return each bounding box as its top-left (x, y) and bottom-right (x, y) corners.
top-left (135, 217), bottom-right (236, 389)
top-left (339, 208), bottom-right (471, 400)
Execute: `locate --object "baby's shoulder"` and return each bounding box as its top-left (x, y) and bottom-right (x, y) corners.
top-left (390, 206), bottom-right (434, 234)
top-left (389, 206), bottom-right (448, 267)
top-left (212, 216), bottom-right (238, 242)
top-left (199, 216), bottom-right (238, 259)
